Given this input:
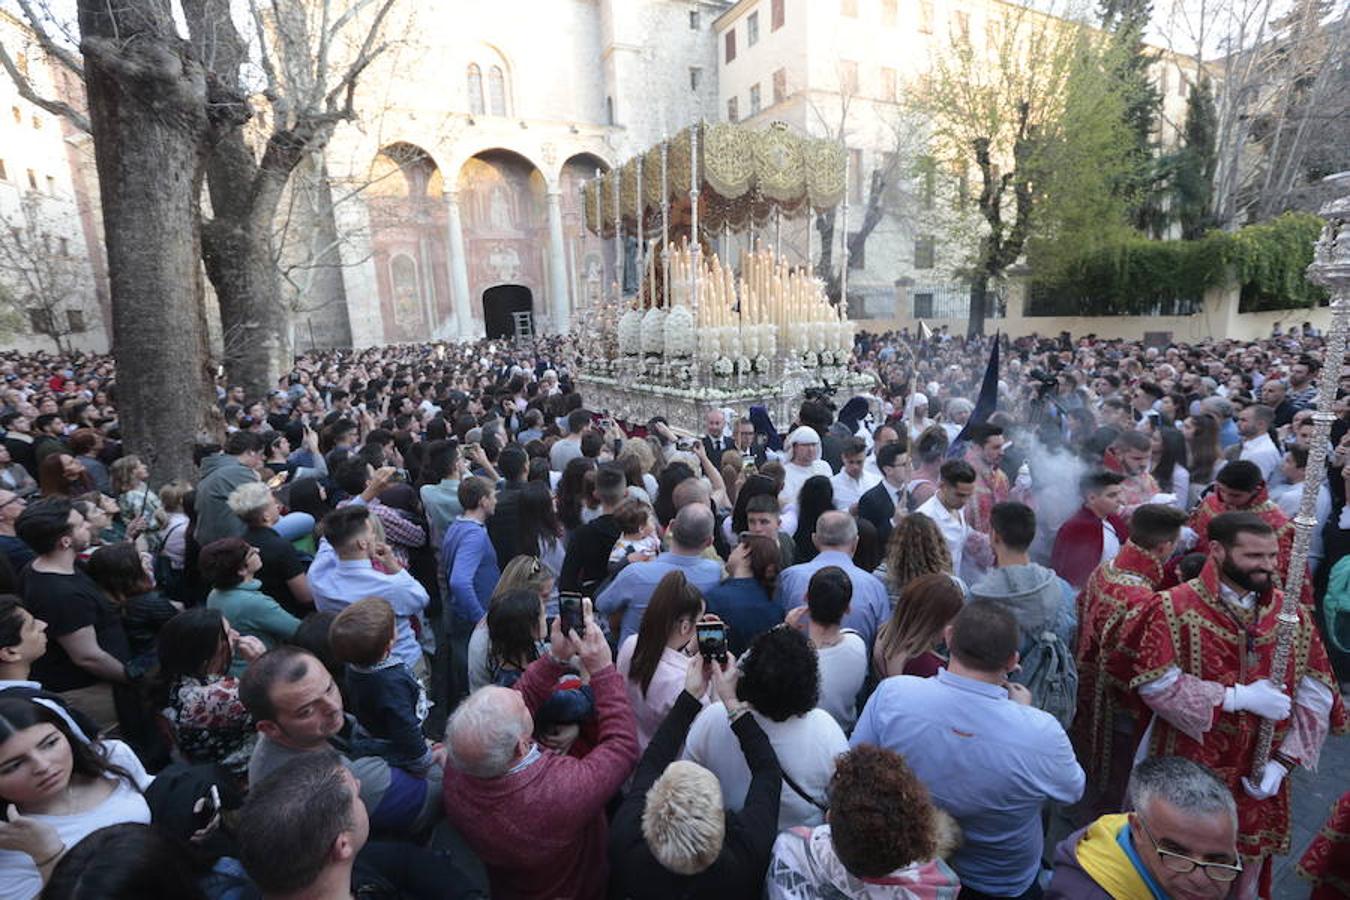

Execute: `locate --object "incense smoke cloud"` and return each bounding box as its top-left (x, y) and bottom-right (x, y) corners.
top-left (1020, 433), bottom-right (1091, 566)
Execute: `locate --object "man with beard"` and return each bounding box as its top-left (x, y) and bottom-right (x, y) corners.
top-left (15, 498), bottom-right (128, 730)
top-left (1187, 461), bottom-right (1303, 604)
top-left (1117, 513), bottom-right (1345, 898)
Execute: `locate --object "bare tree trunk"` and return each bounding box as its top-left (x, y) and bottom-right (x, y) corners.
top-left (76, 0), bottom-right (218, 482)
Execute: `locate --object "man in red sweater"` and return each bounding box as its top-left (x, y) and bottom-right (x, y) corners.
top-left (442, 599), bottom-right (639, 900)
top-left (1050, 470), bottom-right (1128, 589)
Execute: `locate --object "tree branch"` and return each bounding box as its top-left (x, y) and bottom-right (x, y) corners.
top-left (0, 40), bottom-right (90, 132)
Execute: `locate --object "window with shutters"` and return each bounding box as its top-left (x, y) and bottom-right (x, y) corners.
top-left (881, 67), bottom-right (897, 102)
top-left (773, 68), bottom-right (787, 104)
top-left (725, 29), bottom-right (737, 63)
top-left (772, 0), bottom-right (785, 30)
top-left (67, 310), bottom-right (85, 333)
top-left (747, 11), bottom-right (759, 45)
top-left (727, 96), bottom-right (739, 122)
top-left (749, 84), bottom-right (761, 115)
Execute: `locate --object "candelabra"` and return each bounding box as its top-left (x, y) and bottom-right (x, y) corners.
top-left (1251, 172), bottom-right (1350, 777)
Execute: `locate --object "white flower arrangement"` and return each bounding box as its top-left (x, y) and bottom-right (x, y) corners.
top-left (617, 309), bottom-right (644, 356)
top-left (819, 350), bottom-right (834, 367)
top-left (803, 351), bottom-right (819, 368)
top-left (663, 305), bottom-right (696, 358)
top-left (713, 356), bottom-right (734, 377)
top-left (641, 307), bottom-right (668, 356)
top-left (754, 354), bottom-right (771, 374)
top-left (676, 365), bottom-right (693, 383)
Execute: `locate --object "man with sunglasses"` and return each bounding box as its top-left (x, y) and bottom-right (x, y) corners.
top-left (1049, 756), bottom-right (1242, 899)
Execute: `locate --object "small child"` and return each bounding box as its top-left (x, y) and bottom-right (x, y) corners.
top-left (608, 498), bottom-right (661, 570)
top-left (329, 597), bottom-right (438, 775)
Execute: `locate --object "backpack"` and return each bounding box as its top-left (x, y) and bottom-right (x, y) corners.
top-left (1012, 628), bottom-right (1078, 728)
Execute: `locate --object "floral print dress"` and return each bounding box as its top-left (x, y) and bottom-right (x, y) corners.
top-left (163, 674), bottom-right (256, 777)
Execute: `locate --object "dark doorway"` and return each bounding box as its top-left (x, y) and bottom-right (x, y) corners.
top-left (482, 284), bottom-right (533, 339)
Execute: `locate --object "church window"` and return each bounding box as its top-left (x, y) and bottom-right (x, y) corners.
top-left (488, 66), bottom-right (507, 116)
top-left (467, 64), bottom-right (484, 115)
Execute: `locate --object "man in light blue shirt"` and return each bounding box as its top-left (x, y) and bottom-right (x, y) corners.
top-left (774, 511), bottom-right (888, 649)
top-left (596, 503), bottom-right (722, 642)
top-left (852, 599), bottom-right (1084, 898)
top-left (308, 505), bottom-right (430, 678)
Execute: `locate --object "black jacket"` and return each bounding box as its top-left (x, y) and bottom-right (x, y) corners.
top-left (558, 513), bottom-right (622, 594)
top-left (487, 480), bottom-right (526, 564)
top-left (609, 692), bottom-right (781, 899)
top-left (858, 481), bottom-right (898, 547)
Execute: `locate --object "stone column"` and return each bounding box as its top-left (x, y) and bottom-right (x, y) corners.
top-left (444, 191), bottom-right (472, 339)
top-left (546, 190), bottom-right (570, 333)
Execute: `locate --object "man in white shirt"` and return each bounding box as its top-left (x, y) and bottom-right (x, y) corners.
top-left (830, 437), bottom-right (880, 513)
top-left (1236, 403), bottom-right (1281, 481)
top-left (780, 426), bottom-right (833, 505)
top-left (916, 459), bottom-right (985, 581)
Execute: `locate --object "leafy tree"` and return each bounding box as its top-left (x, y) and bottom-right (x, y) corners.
top-left (1098, 0), bottom-right (1166, 235)
top-left (915, 4), bottom-right (1136, 336)
top-left (1173, 77), bottom-right (1217, 239)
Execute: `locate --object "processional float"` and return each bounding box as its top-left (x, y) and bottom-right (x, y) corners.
top-left (570, 121), bottom-right (873, 432)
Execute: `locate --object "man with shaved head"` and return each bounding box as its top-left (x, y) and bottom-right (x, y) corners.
top-left (596, 502), bottom-right (722, 642)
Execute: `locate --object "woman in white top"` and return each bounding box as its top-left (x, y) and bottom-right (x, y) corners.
top-left (684, 625), bottom-right (848, 831)
top-left (0, 696), bottom-right (153, 900)
top-left (616, 570), bottom-right (709, 751)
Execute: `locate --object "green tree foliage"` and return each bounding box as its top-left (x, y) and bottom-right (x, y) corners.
top-left (1098, 0), bottom-right (1166, 235)
top-left (1173, 77), bottom-right (1218, 240)
top-left (1033, 212), bottom-right (1325, 314)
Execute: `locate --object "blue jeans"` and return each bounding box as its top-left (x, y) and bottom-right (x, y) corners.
top-left (274, 511), bottom-right (315, 542)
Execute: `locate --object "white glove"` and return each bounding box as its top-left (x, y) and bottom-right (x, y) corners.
top-left (1241, 760), bottom-right (1286, 800)
top-left (1149, 492), bottom-right (1179, 508)
top-left (1222, 680), bottom-right (1292, 721)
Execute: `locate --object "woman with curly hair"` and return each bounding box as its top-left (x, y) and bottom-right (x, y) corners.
top-left (872, 572), bottom-right (965, 680)
top-left (766, 743), bottom-right (960, 898)
top-left (684, 625), bottom-right (848, 830)
top-left (880, 512), bottom-right (955, 603)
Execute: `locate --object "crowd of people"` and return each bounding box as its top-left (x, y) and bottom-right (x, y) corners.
top-left (0, 325), bottom-right (1346, 899)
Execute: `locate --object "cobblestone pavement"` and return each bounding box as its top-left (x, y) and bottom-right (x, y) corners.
top-left (1272, 727), bottom-right (1348, 898)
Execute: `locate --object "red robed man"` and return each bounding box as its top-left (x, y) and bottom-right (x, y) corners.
top-left (1188, 460), bottom-right (1304, 604)
top-left (1072, 503), bottom-right (1187, 818)
top-left (1115, 512), bottom-right (1346, 899)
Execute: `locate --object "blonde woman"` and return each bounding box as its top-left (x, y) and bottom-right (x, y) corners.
top-left (872, 573), bottom-right (965, 680)
top-left (110, 455), bottom-right (165, 549)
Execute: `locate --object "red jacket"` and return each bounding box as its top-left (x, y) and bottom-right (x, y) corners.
top-left (1051, 505), bottom-right (1129, 589)
top-left (442, 657), bottom-right (639, 900)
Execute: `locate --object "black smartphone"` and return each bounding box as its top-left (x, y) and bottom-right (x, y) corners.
top-left (697, 621), bottom-right (728, 663)
top-left (559, 593), bottom-right (584, 635)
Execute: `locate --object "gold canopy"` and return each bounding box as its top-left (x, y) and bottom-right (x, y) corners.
top-left (583, 121), bottom-right (847, 236)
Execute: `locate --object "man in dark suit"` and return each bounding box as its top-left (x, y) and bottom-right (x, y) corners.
top-left (858, 439), bottom-right (913, 548)
top-left (700, 408), bottom-right (735, 462)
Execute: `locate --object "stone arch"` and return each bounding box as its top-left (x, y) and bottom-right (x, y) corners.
top-left (456, 149), bottom-right (549, 329)
top-left (366, 142), bottom-right (452, 342)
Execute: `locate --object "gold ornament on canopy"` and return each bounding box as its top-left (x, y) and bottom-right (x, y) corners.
top-left (643, 144), bottom-right (664, 216)
top-left (583, 122), bottom-right (845, 235)
top-left (703, 122), bottom-right (756, 200)
top-left (805, 139), bottom-right (848, 211)
top-left (752, 123), bottom-right (807, 203)
top-left (620, 160), bottom-right (640, 219)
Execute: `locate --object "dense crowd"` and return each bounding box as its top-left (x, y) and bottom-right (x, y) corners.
top-left (0, 326), bottom-right (1346, 900)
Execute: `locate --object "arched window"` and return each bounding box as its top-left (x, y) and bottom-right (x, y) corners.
top-left (488, 65), bottom-right (507, 116)
top-left (466, 64), bottom-right (484, 115)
